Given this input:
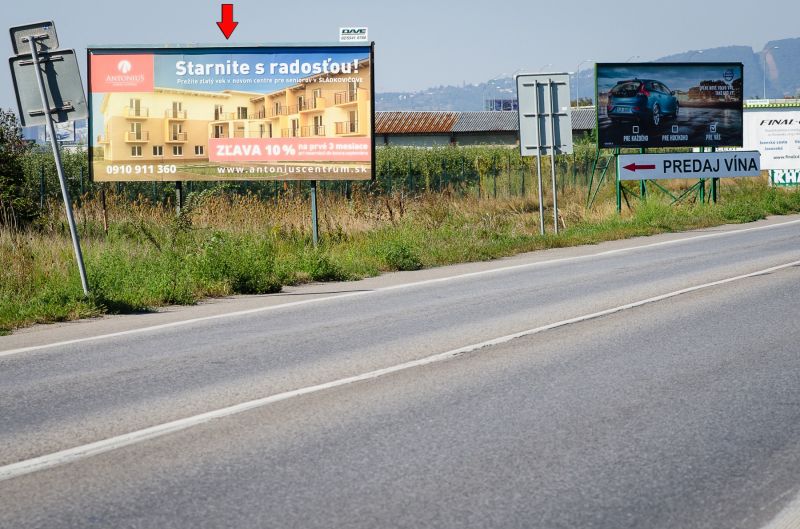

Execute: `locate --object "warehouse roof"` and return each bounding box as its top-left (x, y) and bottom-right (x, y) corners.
top-left (375, 108), bottom-right (597, 134)
top-left (374, 111), bottom-right (459, 134)
top-left (451, 111), bottom-right (519, 132)
top-left (571, 107), bottom-right (596, 131)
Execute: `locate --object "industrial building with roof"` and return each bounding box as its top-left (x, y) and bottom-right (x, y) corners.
top-left (374, 108), bottom-right (596, 147)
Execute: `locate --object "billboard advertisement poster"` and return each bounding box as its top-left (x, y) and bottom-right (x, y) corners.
top-left (88, 45), bottom-right (374, 182)
top-left (742, 109), bottom-right (800, 170)
top-left (596, 63), bottom-right (743, 149)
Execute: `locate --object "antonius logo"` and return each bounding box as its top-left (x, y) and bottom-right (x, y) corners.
top-left (105, 57), bottom-right (146, 85)
top-left (339, 27), bottom-right (368, 42)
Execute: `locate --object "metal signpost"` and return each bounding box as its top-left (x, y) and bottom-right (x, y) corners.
top-left (9, 21), bottom-right (89, 295)
top-left (516, 73), bottom-right (573, 235)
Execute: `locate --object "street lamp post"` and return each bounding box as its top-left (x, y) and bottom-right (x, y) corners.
top-left (574, 59), bottom-right (593, 108)
top-left (764, 46), bottom-right (779, 99)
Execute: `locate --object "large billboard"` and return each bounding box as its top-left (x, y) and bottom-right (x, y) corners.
top-left (88, 45), bottom-right (374, 182)
top-left (742, 109), bottom-right (800, 170)
top-left (596, 63), bottom-right (743, 149)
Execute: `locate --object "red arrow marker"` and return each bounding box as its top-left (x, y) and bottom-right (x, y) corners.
top-left (217, 4), bottom-right (238, 39)
top-left (623, 163), bottom-right (656, 172)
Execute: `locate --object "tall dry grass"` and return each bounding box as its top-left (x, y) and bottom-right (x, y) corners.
top-left (3, 175), bottom-right (799, 334)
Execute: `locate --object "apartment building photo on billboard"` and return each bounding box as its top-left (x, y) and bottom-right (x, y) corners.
top-left (88, 45), bottom-right (374, 181)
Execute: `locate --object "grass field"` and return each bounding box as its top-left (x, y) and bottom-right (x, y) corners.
top-left (2, 173), bottom-right (800, 335)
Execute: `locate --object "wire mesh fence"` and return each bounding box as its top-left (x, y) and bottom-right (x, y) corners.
top-left (23, 145), bottom-right (602, 210)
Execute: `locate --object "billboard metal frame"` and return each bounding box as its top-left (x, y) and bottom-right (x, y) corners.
top-left (590, 62), bottom-right (749, 212)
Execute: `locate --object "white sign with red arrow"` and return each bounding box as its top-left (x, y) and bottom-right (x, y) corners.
top-left (618, 151), bottom-right (761, 181)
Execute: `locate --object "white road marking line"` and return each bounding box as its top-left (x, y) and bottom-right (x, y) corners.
top-left (760, 490), bottom-right (800, 529)
top-left (2, 216), bottom-right (799, 358)
top-left (0, 259), bottom-right (798, 483)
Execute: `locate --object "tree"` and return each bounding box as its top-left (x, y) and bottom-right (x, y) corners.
top-left (0, 109), bottom-right (35, 228)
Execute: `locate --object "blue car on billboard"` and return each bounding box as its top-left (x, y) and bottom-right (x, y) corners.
top-left (606, 79), bottom-right (679, 128)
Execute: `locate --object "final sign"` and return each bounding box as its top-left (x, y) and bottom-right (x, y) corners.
top-left (618, 151), bottom-right (761, 180)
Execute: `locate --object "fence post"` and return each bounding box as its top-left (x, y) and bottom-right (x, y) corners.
top-left (492, 157), bottom-right (497, 199)
top-left (39, 164), bottom-right (45, 209)
top-left (175, 181), bottom-right (183, 215)
top-left (508, 152), bottom-right (514, 197)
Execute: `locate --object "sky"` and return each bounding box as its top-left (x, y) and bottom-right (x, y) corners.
top-left (2, 0), bottom-right (800, 114)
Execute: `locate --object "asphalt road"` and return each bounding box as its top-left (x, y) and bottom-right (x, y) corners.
top-left (1, 215), bottom-right (800, 528)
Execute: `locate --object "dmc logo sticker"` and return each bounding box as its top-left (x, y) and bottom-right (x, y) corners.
top-left (339, 27), bottom-right (368, 42)
top-left (117, 60), bottom-right (132, 74)
top-left (723, 69), bottom-right (734, 82)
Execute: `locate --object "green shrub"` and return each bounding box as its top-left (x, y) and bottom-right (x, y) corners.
top-left (0, 109), bottom-right (36, 228)
top-left (299, 248), bottom-right (350, 281)
top-left (195, 232), bottom-right (281, 294)
top-left (382, 240), bottom-right (422, 271)
top-left (88, 245), bottom-right (197, 309)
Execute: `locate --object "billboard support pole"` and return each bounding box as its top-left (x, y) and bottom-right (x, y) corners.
top-left (615, 152), bottom-right (622, 213)
top-left (101, 184), bottom-right (109, 235)
top-left (698, 147), bottom-right (705, 203)
top-left (28, 34), bottom-right (89, 296)
top-left (710, 146), bottom-right (718, 203)
top-left (310, 180), bottom-right (319, 247)
top-left (639, 148), bottom-right (647, 200)
top-left (548, 78), bottom-right (559, 234)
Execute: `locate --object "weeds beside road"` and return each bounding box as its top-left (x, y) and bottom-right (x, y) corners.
top-left (3, 177), bottom-right (799, 335)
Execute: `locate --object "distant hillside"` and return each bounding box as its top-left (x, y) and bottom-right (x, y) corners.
top-left (376, 39), bottom-right (800, 111)
top-left (377, 80), bottom-right (515, 112)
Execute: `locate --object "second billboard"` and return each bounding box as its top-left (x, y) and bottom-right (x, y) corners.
top-left (88, 44), bottom-right (374, 182)
top-left (596, 62), bottom-right (743, 149)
